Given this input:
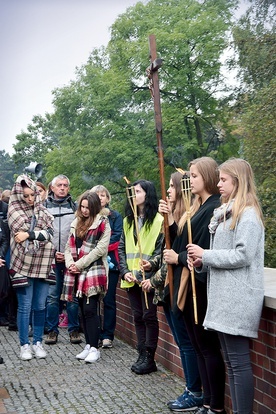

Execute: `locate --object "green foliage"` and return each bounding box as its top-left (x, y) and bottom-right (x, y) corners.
top-left (232, 0), bottom-right (276, 267)
top-left (12, 0), bottom-right (240, 205)
top-left (0, 151), bottom-right (22, 190)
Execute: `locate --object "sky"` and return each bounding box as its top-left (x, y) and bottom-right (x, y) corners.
top-left (0, 0), bottom-right (249, 156)
top-left (0, 0), bottom-right (142, 154)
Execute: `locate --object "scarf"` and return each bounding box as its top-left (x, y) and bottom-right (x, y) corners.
top-left (62, 217), bottom-right (108, 302)
top-left (8, 175), bottom-right (55, 277)
top-left (208, 199), bottom-right (234, 234)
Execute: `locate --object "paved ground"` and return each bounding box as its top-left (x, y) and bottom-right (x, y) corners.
top-left (0, 327), bottom-right (191, 414)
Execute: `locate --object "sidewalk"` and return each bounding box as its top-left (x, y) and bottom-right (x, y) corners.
top-left (0, 327), bottom-right (190, 414)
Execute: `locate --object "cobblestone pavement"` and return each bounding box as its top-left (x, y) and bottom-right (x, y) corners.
top-left (0, 327), bottom-right (195, 414)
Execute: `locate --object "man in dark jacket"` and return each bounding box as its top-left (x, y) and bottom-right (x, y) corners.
top-left (45, 175), bottom-right (81, 345)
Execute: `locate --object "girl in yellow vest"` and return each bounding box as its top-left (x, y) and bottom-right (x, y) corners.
top-left (118, 179), bottom-right (164, 374)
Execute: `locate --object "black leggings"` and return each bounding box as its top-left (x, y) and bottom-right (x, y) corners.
top-left (219, 332), bottom-right (254, 414)
top-left (78, 294), bottom-right (100, 349)
top-left (183, 280), bottom-right (225, 410)
top-left (127, 283), bottom-right (159, 350)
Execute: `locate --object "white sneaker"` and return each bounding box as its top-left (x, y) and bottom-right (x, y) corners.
top-left (84, 347), bottom-right (100, 363)
top-left (20, 344), bottom-right (33, 361)
top-left (33, 342), bottom-right (47, 359)
top-left (76, 344), bottom-right (90, 360)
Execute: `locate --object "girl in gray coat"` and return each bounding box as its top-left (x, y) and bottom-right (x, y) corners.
top-left (188, 158), bottom-right (264, 414)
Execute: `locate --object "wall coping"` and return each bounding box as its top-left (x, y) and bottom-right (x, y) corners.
top-left (264, 267), bottom-right (276, 309)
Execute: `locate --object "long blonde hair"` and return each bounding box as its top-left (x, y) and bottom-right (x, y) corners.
top-left (178, 157), bottom-right (219, 233)
top-left (219, 158), bottom-right (264, 229)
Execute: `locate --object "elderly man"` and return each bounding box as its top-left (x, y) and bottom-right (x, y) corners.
top-left (45, 175), bottom-right (81, 345)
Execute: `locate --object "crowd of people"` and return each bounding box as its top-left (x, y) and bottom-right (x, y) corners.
top-left (0, 156), bottom-right (265, 414)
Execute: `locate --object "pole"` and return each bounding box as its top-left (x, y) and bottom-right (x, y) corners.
top-left (147, 34), bottom-right (174, 307)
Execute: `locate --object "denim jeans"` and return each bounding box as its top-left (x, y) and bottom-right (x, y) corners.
top-left (163, 302), bottom-right (202, 393)
top-left (16, 278), bottom-right (49, 346)
top-left (101, 269), bottom-right (119, 340)
top-left (45, 262), bottom-right (79, 334)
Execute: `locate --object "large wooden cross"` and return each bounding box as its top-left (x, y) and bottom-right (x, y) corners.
top-left (147, 34), bottom-right (174, 307)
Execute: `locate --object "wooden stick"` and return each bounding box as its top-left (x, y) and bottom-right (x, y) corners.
top-left (181, 174), bottom-right (198, 324)
top-left (124, 178), bottom-right (149, 309)
top-left (147, 34), bottom-right (174, 308)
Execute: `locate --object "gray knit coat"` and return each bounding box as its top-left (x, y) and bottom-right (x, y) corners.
top-left (202, 207), bottom-right (264, 338)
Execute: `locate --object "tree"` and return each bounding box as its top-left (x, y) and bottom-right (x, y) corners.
top-left (12, 113), bottom-right (59, 183)
top-left (42, 0), bottom-right (240, 201)
top-left (232, 0), bottom-right (276, 266)
top-left (108, 0), bottom-right (239, 163)
top-left (0, 150), bottom-right (21, 190)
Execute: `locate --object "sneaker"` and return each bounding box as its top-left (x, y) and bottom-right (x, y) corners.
top-left (76, 344), bottom-right (90, 360)
top-left (84, 347), bottom-right (100, 363)
top-left (45, 331), bottom-right (58, 345)
top-left (33, 342), bottom-right (47, 359)
top-left (69, 331), bottom-right (82, 344)
top-left (20, 344), bottom-right (33, 361)
top-left (168, 390), bottom-right (203, 412)
top-left (102, 339), bottom-right (113, 348)
top-left (58, 313), bottom-right (65, 325)
top-left (59, 314), bottom-right (68, 328)
top-left (167, 389), bottom-right (189, 406)
top-left (207, 410), bottom-right (226, 414)
top-left (195, 407), bottom-right (209, 414)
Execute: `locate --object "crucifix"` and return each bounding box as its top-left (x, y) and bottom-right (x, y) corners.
top-left (147, 34), bottom-right (174, 308)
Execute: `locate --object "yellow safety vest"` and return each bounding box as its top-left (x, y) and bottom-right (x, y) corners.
top-left (120, 213), bottom-right (163, 288)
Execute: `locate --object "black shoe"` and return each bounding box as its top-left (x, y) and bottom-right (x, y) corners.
top-left (0, 356), bottom-right (4, 364)
top-left (133, 347), bottom-right (157, 375)
top-left (0, 317), bottom-right (9, 326)
top-left (8, 322), bottom-right (18, 331)
top-left (131, 345), bottom-right (146, 372)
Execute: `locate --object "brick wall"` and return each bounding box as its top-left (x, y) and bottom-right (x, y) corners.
top-left (115, 286), bottom-right (276, 414)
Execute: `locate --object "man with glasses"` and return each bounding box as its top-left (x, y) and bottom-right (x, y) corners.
top-left (44, 175), bottom-right (81, 345)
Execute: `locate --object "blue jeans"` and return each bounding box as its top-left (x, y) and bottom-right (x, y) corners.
top-left (163, 302), bottom-right (202, 393)
top-left (101, 269), bottom-right (119, 340)
top-left (45, 262), bottom-right (79, 334)
top-left (16, 278), bottom-right (49, 346)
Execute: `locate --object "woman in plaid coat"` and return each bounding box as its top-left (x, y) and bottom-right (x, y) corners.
top-left (8, 175), bottom-right (55, 361)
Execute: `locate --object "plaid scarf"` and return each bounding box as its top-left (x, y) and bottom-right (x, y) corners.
top-left (8, 175), bottom-right (55, 278)
top-left (62, 217), bottom-right (108, 302)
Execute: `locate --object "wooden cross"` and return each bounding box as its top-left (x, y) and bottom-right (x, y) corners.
top-left (147, 34), bottom-right (174, 308)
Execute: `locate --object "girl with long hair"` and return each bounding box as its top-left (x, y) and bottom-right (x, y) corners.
top-left (164, 157), bottom-right (226, 414)
top-left (119, 179), bottom-right (164, 375)
top-left (62, 191), bottom-right (111, 363)
top-left (188, 158), bottom-right (264, 414)
top-left (141, 171), bottom-right (203, 411)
